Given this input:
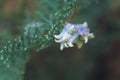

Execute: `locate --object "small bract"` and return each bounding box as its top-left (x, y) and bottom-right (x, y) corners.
top-left (54, 22), bottom-right (94, 50)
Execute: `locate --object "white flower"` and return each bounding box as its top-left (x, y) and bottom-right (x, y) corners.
top-left (54, 22), bottom-right (94, 50)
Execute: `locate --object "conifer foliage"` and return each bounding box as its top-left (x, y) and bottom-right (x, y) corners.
top-left (0, 0), bottom-right (81, 80)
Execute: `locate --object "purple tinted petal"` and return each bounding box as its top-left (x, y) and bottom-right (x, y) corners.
top-left (64, 23), bottom-right (73, 32)
top-left (68, 33), bottom-right (79, 43)
top-left (74, 24), bottom-right (88, 35)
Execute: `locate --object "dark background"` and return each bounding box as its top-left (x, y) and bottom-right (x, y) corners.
top-left (0, 0), bottom-right (120, 80)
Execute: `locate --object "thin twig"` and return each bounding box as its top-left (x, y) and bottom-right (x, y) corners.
top-left (65, 6), bottom-right (78, 24)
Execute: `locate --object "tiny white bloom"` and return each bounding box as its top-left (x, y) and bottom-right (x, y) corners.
top-left (54, 22), bottom-right (94, 50)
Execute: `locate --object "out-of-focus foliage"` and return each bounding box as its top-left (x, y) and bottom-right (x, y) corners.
top-left (25, 0), bottom-right (120, 80)
top-left (0, 0), bottom-right (80, 80)
top-left (0, 0), bottom-right (120, 80)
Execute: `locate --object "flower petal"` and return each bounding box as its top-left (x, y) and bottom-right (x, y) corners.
top-left (88, 33), bottom-right (94, 39)
top-left (60, 44), bottom-right (64, 50)
top-left (64, 43), bottom-right (69, 47)
top-left (83, 22), bottom-right (88, 28)
top-left (68, 33), bottom-right (79, 43)
top-left (84, 36), bottom-right (88, 43)
top-left (68, 42), bottom-right (74, 47)
top-left (54, 35), bottom-right (61, 39)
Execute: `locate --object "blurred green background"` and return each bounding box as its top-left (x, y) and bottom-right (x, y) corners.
top-left (0, 0), bottom-right (120, 80)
